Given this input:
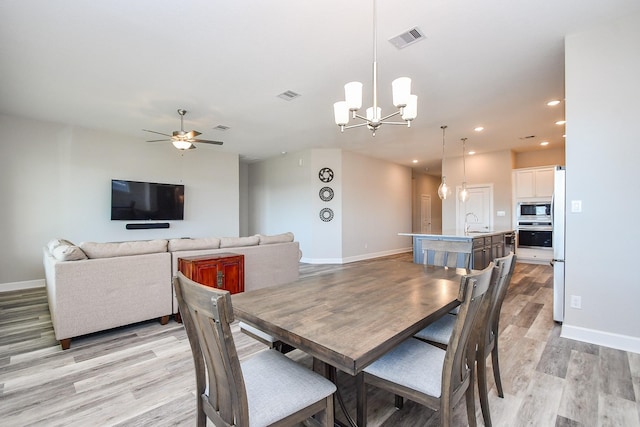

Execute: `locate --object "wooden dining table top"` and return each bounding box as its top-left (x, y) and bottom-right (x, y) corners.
top-left (232, 259), bottom-right (469, 376)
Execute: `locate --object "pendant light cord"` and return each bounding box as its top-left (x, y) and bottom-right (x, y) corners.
top-left (461, 137), bottom-right (467, 181)
top-left (441, 125), bottom-right (447, 173)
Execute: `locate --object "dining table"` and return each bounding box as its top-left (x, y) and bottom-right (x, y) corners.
top-left (232, 259), bottom-right (470, 376)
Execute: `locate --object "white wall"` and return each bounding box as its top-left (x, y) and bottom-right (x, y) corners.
top-left (248, 149), bottom-right (314, 256)
top-left (442, 150), bottom-right (514, 231)
top-left (342, 151), bottom-right (412, 260)
top-left (0, 113), bottom-right (239, 285)
top-left (562, 13), bottom-right (640, 352)
top-left (248, 148), bottom-right (412, 263)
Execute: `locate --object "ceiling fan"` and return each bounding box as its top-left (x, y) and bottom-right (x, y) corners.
top-left (143, 109), bottom-right (223, 150)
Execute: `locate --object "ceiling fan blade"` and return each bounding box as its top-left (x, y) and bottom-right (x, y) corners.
top-left (146, 139), bottom-right (170, 142)
top-left (192, 139), bottom-right (224, 146)
top-left (142, 129), bottom-right (172, 137)
top-left (185, 130), bottom-right (201, 139)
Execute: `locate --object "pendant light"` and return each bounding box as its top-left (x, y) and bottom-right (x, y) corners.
top-left (458, 137), bottom-right (469, 202)
top-left (437, 125), bottom-right (450, 200)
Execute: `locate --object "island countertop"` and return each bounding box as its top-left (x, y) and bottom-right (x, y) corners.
top-left (399, 229), bottom-right (514, 267)
top-left (399, 229), bottom-right (515, 239)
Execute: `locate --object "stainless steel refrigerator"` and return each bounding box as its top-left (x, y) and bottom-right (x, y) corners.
top-left (552, 166), bottom-right (566, 322)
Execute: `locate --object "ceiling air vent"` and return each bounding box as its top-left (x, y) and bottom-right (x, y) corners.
top-left (277, 90), bottom-right (301, 101)
top-left (389, 27), bottom-right (426, 49)
top-left (213, 125), bottom-right (230, 131)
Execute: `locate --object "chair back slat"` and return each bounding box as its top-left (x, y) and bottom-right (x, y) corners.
top-left (442, 262), bottom-right (495, 402)
top-left (485, 252), bottom-right (517, 349)
top-left (422, 240), bottom-right (472, 269)
top-left (175, 272), bottom-right (249, 426)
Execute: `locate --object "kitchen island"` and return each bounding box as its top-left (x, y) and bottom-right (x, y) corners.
top-left (399, 230), bottom-right (515, 269)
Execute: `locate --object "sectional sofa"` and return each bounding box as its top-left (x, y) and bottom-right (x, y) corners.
top-left (43, 233), bottom-right (301, 349)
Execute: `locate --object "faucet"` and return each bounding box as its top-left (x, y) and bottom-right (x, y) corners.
top-left (465, 212), bottom-right (479, 234)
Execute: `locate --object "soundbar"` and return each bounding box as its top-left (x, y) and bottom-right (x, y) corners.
top-left (126, 223), bottom-right (170, 230)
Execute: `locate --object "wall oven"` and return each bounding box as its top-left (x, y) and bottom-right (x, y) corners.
top-left (517, 202), bottom-right (553, 249)
top-left (517, 227), bottom-right (553, 248)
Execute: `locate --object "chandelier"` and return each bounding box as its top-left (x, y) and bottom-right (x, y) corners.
top-left (333, 0), bottom-right (418, 136)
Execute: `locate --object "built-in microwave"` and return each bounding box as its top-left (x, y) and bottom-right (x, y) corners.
top-left (518, 202), bottom-right (551, 218)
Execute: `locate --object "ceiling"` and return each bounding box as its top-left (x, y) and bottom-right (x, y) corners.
top-left (2, 0), bottom-right (639, 175)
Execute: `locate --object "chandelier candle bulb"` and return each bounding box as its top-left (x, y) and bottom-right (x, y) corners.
top-left (402, 95), bottom-right (418, 121)
top-left (392, 77), bottom-right (411, 107)
top-left (334, 102), bottom-right (349, 127)
top-left (366, 107), bottom-right (382, 123)
top-left (345, 82), bottom-right (363, 111)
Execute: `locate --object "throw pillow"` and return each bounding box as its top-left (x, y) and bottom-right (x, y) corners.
top-left (168, 237), bottom-right (221, 251)
top-left (47, 238), bottom-right (75, 254)
top-left (79, 239), bottom-right (168, 259)
top-left (258, 232), bottom-right (295, 245)
top-left (219, 235), bottom-right (260, 248)
top-left (52, 244), bottom-right (88, 261)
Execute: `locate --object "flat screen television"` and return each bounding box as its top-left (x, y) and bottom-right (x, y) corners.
top-left (111, 179), bottom-right (184, 221)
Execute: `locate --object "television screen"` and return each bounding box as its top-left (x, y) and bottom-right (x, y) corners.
top-left (111, 179), bottom-right (184, 221)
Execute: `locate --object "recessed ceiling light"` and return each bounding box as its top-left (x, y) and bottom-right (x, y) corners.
top-left (540, 141), bottom-right (549, 146)
top-left (547, 100), bottom-right (561, 106)
top-left (468, 151), bottom-right (476, 155)
top-left (474, 126), bottom-right (484, 132)
top-left (412, 159), bottom-right (418, 164)
top-left (555, 120), bottom-right (566, 125)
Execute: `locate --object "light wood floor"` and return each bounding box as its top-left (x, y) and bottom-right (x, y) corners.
top-left (1, 254), bottom-right (639, 426)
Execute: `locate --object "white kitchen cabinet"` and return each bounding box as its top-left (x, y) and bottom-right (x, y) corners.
top-left (513, 167), bottom-right (554, 199)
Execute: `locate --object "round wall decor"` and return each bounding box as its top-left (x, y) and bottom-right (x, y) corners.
top-left (319, 186), bottom-right (334, 202)
top-left (319, 208), bottom-right (334, 222)
top-left (318, 167), bottom-right (334, 183)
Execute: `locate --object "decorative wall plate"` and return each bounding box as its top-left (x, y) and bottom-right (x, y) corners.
top-left (319, 208), bottom-right (334, 222)
top-left (318, 167), bottom-right (334, 183)
top-left (319, 186), bottom-right (334, 202)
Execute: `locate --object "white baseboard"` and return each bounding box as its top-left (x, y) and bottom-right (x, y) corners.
top-left (301, 248), bottom-right (412, 265)
top-left (561, 324), bottom-right (640, 354)
top-left (0, 279), bottom-right (45, 293)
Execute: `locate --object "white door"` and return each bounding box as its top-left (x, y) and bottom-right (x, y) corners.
top-left (420, 194), bottom-right (432, 233)
top-left (456, 185), bottom-right (493, 233)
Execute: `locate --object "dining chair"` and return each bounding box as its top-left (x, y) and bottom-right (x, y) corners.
top-left (422, 239), bottom-right (473, 269)
top-left (356, 262), bottom-right (495, 427)
top-left (174, 272), bottom-right (336, 427)
top-left (414, 252), bottom-right (516, 426)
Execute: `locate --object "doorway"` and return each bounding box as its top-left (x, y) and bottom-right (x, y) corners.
top-left (420, 194), bottom-right (432, 234)
top-left (456, 184), bottom-right (493, 233)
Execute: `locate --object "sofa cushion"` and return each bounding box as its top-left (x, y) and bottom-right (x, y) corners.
top-left (258, 232), bottom-right (295, 245)
top-left (168, 237), bottom-right (221, 252)
top-left (79, 239), bottom-right (168, 259)
top-left (51, 244), bottom-right (88, 261)
top-left (47, 238), bottom-right (75, 254)
top-left (220, 235), bottom-right (260, 248)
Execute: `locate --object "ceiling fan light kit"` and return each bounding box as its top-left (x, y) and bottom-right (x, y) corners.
top-left (333, 0), bottom-right (418, 136)
top-left (143, 109), bottom-right (223, 151)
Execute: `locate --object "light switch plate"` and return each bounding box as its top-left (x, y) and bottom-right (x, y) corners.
top-left (497, 211), bottom-right (506, 217)
top-left (571, 200), bottom-right (582, 213)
